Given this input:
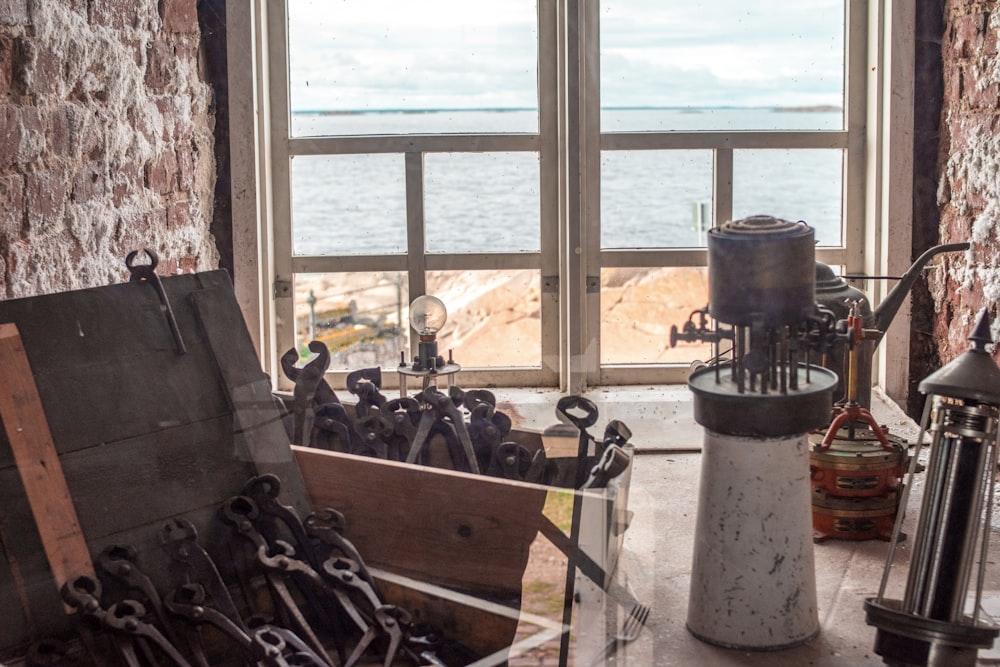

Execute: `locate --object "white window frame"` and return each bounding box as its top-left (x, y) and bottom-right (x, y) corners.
top-left (227, 0), bottom-right (915, 402)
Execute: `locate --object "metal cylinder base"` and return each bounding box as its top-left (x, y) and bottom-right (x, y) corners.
top-left (864, 598), bottom-right (998, 667)
top-left (687, 431), bottom-right (819, 649)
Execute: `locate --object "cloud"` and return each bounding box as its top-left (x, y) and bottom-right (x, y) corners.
top-left (286, 0), bottom-right (845, 111)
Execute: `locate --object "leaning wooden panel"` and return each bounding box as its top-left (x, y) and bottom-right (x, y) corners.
top-left (0, 270), bottom-right (308, 658)
top-left (292, 445), bottom-right (548, 598)
top-left (0, 274), bottom-right (232, 461)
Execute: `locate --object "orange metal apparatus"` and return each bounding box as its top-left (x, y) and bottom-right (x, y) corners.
top-left (810, 428), bottom-right (907, 498)
top-left (819, 302), bottom-right (893, 452)
top-left (811, 489), bottom-right (899, 542)
top-left (810, 301), bottom-right (908, 541)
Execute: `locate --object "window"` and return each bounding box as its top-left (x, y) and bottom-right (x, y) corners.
top-left (230, 0), bottom-right (909, 394)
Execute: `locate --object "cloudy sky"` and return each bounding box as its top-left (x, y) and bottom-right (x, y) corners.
top-left (286, 0), bottom-right (844, 112)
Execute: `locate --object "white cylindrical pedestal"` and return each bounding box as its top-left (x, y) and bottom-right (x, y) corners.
top-left (687, 430), bottom-right (819, 649)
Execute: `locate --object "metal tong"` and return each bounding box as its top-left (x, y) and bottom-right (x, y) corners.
top-left (62, 574), bottom-right (191, 667)
top-left (126, 248), bottom-right (186, 354)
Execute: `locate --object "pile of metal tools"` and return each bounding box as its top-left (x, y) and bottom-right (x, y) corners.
top-left (50, 473), bottom-right (473, 667)
top-left (282, 344), bottom-right (633, 490)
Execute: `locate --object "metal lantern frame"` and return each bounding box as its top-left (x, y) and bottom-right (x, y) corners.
top-left (866, 309), bottom-right (1000, 666)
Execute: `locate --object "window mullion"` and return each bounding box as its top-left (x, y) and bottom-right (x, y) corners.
top-left (713, 148), bottom-right (734, 227)
top-left (581, 0), bottom-right (601, 390)
top-left (561, 0), bottom-right (601, 394)
top-left (404, 151), bottom-right (427, 359)
top-left (844, 0), bottom-right (869, 274)
top-left (539, 0), bottom-right (560, 387)
top-left (267, 0), bottom-right (295, 389)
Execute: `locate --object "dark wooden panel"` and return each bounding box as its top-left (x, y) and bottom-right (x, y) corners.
top-left (59, 415), bottom-right (256, 539)
top-left (0, 464), bottom-right (76, 652)
top-left (0, 269), bottom-right (304, 657)
top-left (0, 272), bottom-right (235, 462)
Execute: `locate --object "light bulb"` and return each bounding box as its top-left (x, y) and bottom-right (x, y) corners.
top-left (409, 295), bottom-right (447, 336)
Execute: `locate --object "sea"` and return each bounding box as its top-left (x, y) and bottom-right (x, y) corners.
top-left (289, 108), bottom-right (845, 257)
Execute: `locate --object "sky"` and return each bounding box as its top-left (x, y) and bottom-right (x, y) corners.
top-left (286, 0), bottom-right (845, 112)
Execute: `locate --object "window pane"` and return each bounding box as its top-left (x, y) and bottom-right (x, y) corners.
top-left (427, 270), bottom-right (541, 368)
top-left (601, 267), bottom-right (712, 365)
top-left (292, 155), bottom-right (405, 256)
top-left (425, 153), bottom-right (540, 253)
top-left (601, 150), bottom-right (713, 249)
top-left (294, 272), bottom-right (408, 370)
top-left (732, 149), bottom-right (843, 246)
top-left (287, 1), bottom-right (539, 136)
top-left (600, 1), bottom-right (845, 130)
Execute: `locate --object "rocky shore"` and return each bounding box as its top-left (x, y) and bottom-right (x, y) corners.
top-left (294, 267), bottom-right (714, 368)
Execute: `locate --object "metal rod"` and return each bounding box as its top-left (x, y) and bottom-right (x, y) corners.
top-left (878, 398), bottom-right (933, 600)
top-left (950, 435), bottom-right (989, 622)
top-left (736, 326), bottom-right (745, 394)
top-left (914, 433), bottom-right (959, 617)
top-left (973, 429), bottom-right (1000, 623)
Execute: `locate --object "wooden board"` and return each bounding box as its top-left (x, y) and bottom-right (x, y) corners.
top-left (292, 445), bottom-right (548, 598)
top-left (0, 270), bottom-right (305, 658)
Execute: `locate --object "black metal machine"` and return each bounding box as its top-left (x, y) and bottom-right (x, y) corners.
top-left (671, 214), bottom-right (840, 437)
top-left (865, 309), bottom-right (1000, 667)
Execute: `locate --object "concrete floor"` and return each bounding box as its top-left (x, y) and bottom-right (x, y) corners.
top-left (493, 385), bottom-right (1000, 666)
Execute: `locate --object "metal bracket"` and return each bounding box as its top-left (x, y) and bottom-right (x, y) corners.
top-left (586, 276), bottom-right (600, 293)
top-left (273, 279), bottom-right (292, 298)
top-left (542, 275), bottom-right (559, 293)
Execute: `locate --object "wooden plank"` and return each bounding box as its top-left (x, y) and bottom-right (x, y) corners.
top-left (0, 323), bottom-right (93, 595)
top-left (292, 446), bottom-right (547, 596)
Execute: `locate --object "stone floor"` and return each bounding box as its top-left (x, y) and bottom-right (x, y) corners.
top-left (486, 385), bottom-right (1000, 667)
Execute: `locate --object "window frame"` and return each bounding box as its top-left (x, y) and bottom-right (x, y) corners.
top-left (228, 0), bottom-right (913, 400)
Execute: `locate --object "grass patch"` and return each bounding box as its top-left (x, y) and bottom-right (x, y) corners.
top-left (543, 490), bottom-right (575, 532)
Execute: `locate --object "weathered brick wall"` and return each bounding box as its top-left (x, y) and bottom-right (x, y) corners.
top-left (933, 1), bottom-right (1000, 361)
top-left (0, 0), bottom-right (218, 300)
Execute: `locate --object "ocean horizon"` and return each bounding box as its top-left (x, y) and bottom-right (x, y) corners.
top-left (291, 104), bottom-right (844, 115)
top-left (289, 107), bottom-right (845, 256)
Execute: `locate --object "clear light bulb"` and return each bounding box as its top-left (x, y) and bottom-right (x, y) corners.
top-left (409, 295), bottom-right (447, 336)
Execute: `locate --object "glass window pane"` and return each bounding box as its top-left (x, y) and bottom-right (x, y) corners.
top-left (600, 1), bottom-right (845, 131)
top-left (601, 150), bottom-right (713, 249)
top-left (287, 1), bottom-right (539, 136)
top-left (425, 153), bottom-right (540, 253)
top-left (426, 270), bottom-right (541, 368)
top-left (294, 272), bottom-right (408, 370)
top-left (732, 149), bottom-right (843, 246)
top-left (292, 155), bottom-right (406, 256)
top-left (601, 267), bottom-right (712, 365)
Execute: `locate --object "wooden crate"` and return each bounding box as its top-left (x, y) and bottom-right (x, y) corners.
top-left (292, 427), bottom-right (634, 661)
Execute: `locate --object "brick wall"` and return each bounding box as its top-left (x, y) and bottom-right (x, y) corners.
top-left (0, 0), bottom-right (217, 299)
top-left (934, 1), bottom-right (1000, 362)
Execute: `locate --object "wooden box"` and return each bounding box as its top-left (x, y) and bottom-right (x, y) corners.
top-left (292, 427), bottom-right (634, 662)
